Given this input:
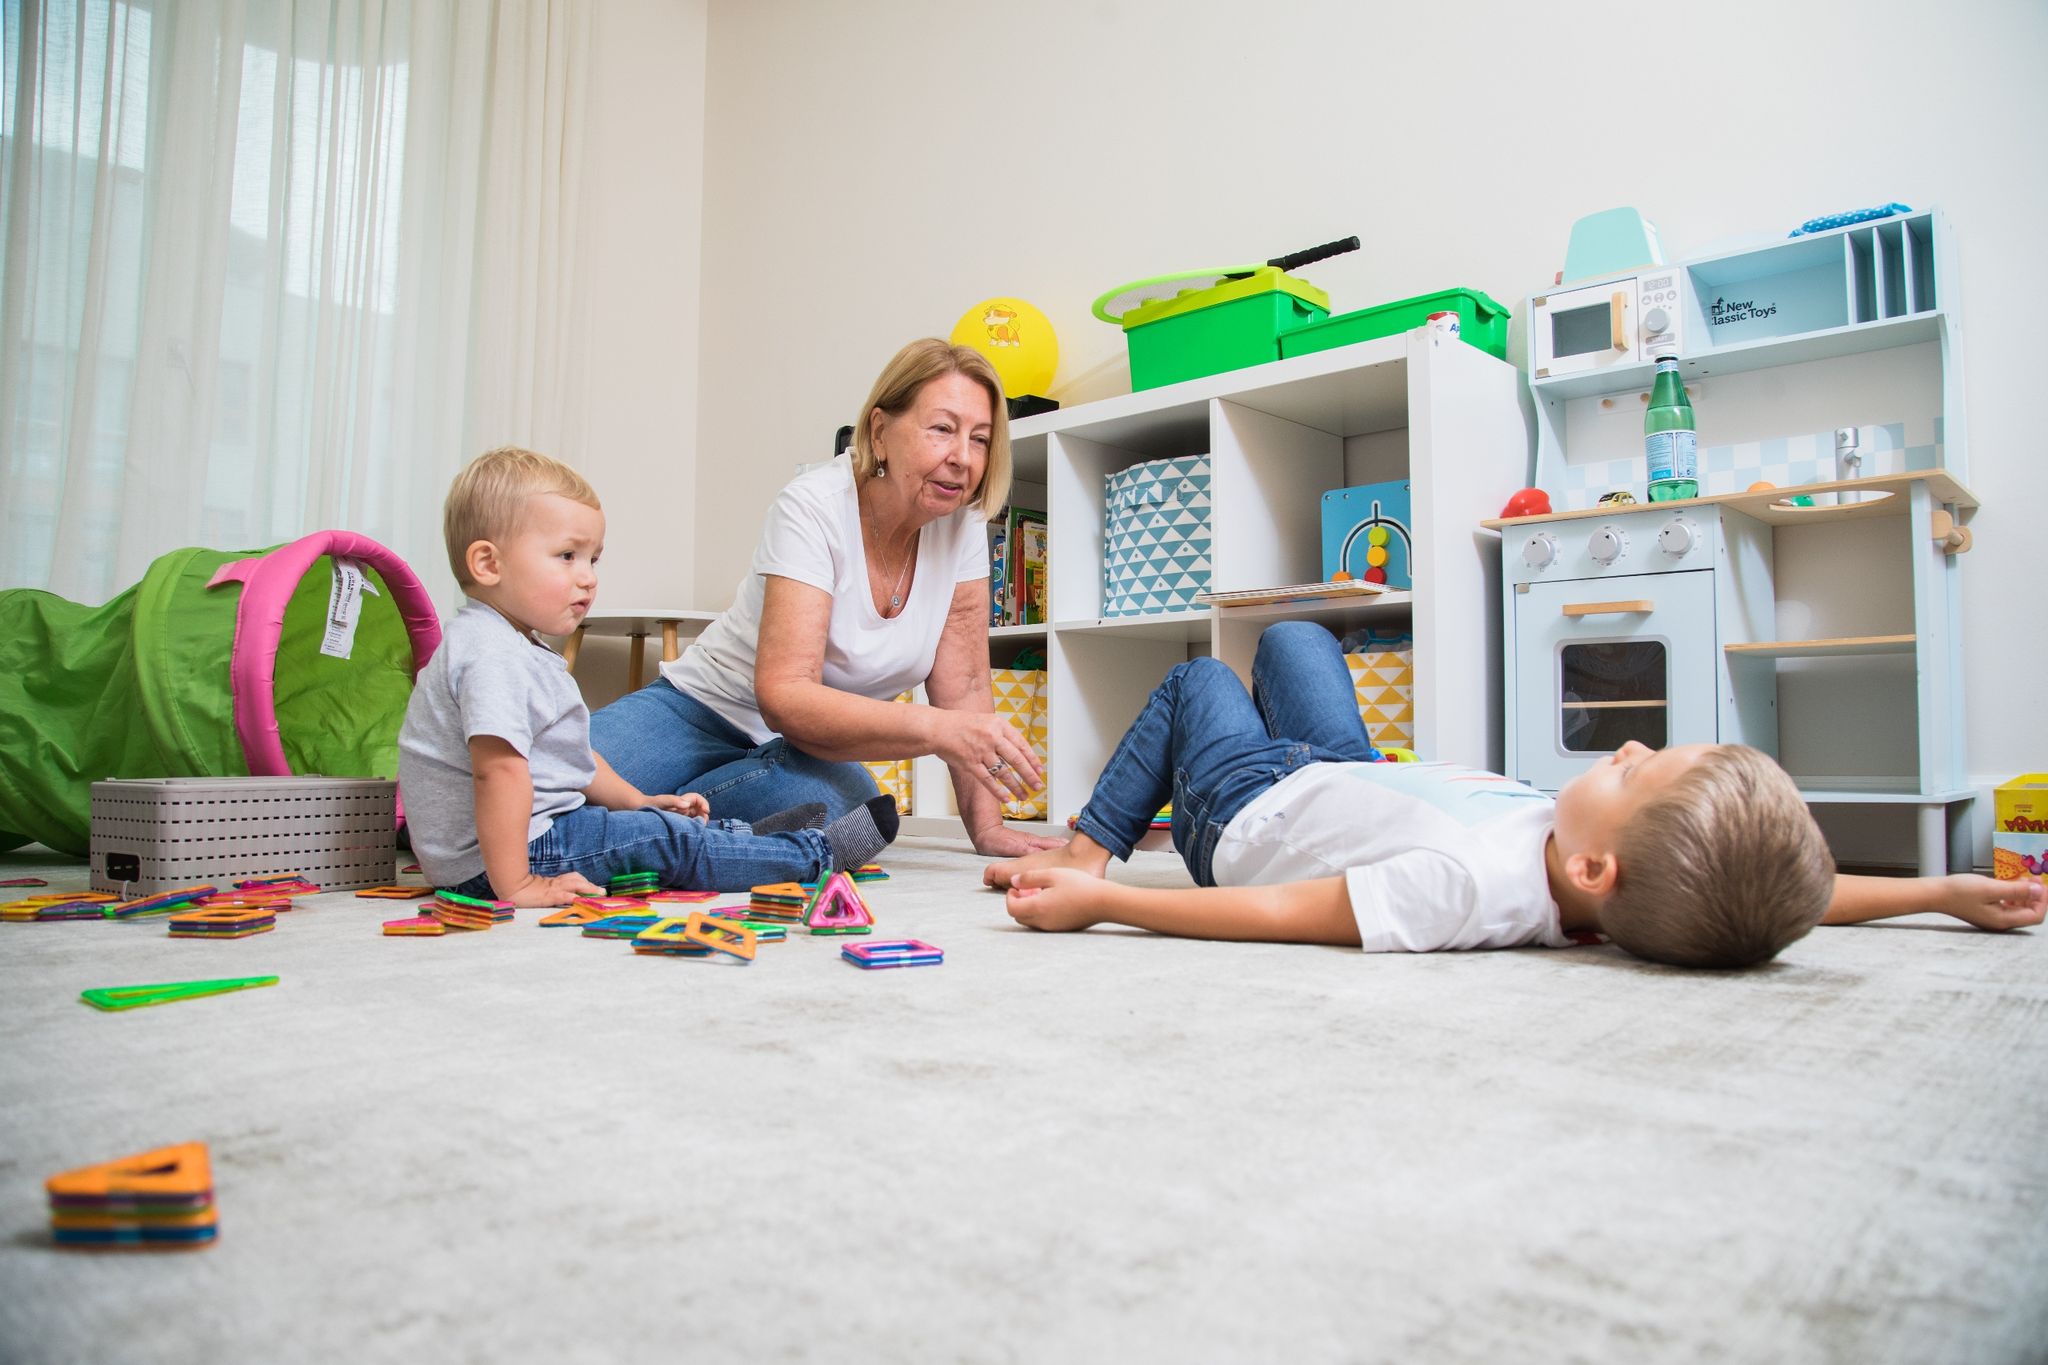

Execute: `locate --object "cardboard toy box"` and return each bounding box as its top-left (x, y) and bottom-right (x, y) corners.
top-left (1992, 773), bottom-right (2048, 885)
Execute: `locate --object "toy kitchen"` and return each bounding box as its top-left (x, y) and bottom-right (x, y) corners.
top-left (1488, 207), bottom-right (1979, 874)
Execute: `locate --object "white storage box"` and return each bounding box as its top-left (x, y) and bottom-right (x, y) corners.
top-left (90, 776), bottom-right (397, 894)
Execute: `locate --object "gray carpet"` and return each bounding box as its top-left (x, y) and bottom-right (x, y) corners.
top-left (1, 837), bottom-right (2043, 1365)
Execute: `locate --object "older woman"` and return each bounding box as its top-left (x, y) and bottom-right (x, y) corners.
top-left (590, 338), bottom-right (1066, 859)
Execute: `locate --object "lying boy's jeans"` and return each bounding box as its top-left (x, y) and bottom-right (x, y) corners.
top-left (1074, 622), bottom-right (1380, 886)
top-left (448, 804), bottom-right (834, 899)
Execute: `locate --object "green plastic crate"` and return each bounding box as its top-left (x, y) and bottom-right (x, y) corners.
top-left (1123, 267), bottom-right (1329, 391)
top-left (1278, 286), bottom-right (1510, 361)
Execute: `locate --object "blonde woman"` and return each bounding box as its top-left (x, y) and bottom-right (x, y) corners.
top-left (592, 339), bottom-right (1066, 858)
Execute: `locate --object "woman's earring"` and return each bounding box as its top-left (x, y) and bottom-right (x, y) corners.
top-left (875, 460), bottom-right (887, 478)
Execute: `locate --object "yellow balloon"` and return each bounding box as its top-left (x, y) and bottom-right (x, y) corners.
top-left (950, 297), bottom-right (1058, 398)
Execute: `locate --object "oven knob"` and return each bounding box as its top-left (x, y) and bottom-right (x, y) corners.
top-left (1644, 306), bottom-right (1670, 333)
top-left (1658, 520), bottom-right (1698, 557)
top-left (1588, 525), bottom-right (1627, 565)
top-left (1521, 533), bottom-right (1558, 570)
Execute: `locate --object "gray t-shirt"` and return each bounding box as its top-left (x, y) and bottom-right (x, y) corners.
top-left (398, 599), bottom-right (596, 886)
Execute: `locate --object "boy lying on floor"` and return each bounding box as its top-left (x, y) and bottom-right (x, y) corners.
top-left (984, 623), bottom-right (2043, 968)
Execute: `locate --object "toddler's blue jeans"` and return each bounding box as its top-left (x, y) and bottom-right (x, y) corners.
top-left (1074, 622), bottom-right (1380, 886)
top-left (449, 804), bottom-right (834, 899)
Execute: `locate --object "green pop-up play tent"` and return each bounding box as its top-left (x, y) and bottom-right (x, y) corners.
top-left (0, 531), bottom-right (441, 855)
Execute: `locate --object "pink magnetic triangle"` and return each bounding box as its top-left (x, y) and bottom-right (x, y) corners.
top-left (803, 872), bottom-right (874, 929)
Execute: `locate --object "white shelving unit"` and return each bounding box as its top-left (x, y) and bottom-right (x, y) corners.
top-left (899, 327), bottom-right (1529, 839)
top-left (1504, 208), bottom-right (1975, 873)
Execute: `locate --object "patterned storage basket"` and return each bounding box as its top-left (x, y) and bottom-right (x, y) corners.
top-left (1345, 646), bottom-right (1415, 752)
top-left (991, 667), bottom-right (1049, 821)
top-left (861, 692), bottom-right (915, 814)
top-left (1103, 455), bottom-right (1211, 617)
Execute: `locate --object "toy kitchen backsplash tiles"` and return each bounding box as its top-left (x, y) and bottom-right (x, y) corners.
top-left (1550, 419), bottom-right (1941, 511)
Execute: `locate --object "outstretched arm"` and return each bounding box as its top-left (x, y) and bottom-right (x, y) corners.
top-left (1824, 873), bottom-right (2047, 931)
top-left (1004, 866), bottom-right (1362, 946)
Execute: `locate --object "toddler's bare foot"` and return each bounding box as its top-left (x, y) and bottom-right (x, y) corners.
top-left (984, 833), bottom-right (1112, 889)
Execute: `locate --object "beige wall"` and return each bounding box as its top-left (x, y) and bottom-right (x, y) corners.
top-left (582, 0), bottom-right (707, 615)
top-left (683, 0), bottom-right (2047, 859)
top-left (573, 0), bottom-right (709, 706)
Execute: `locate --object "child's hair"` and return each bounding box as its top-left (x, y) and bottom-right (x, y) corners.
top-left (1601, 745), bottom-right (1835, 969)
top-left (443, 446), bottom-right (600, 588)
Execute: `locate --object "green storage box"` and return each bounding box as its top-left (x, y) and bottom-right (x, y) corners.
top-left (1279, 286), bottom-right (1510, 361)
top-left (1123, 267), bottom-right (1329, 391)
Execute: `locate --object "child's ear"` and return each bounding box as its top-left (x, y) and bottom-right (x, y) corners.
top-left (1564, 848), bottom-right (1621, 900)
top-left (465, 539), bottom-right (502, 587)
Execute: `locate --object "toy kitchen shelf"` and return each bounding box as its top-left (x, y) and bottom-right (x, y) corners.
top-left (896, 326), bottom-right (1527, 840)
top-left (1528, 211), bottom-right (1963, 484)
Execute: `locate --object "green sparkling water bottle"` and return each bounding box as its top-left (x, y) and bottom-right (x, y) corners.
top-left (1644, 356), bottom-right (1698, 501)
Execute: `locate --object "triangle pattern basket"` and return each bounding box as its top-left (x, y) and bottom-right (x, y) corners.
top-left (1103, 455), bottom-right (1211, 617)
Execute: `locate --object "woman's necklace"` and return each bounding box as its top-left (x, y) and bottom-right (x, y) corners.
top-left (863, 501), bottom-right (917, 614)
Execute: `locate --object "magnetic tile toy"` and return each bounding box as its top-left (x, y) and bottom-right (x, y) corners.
top-left (46, 1142), bottom-right (217, 1251)
top-left (107, 885), bottom-right (219, 918)
top-left (581, 914), bottom-right (661, 939)
top-left (382, 916), bottom-right (446, 936)
top-left (644, 888), bottom-right (718, 904)
top-left (571, 895), bottom-right (649, 913)
top-left (356, 886), bottom-right (433, 900)
top-left (539, 904), bottom-right (610, 927)
top-left (681, 911), bottom-right (757, 961)
top-left (803, 872), bottom-right (875, 935)
top-left (79, 976), bottom-right (279, 1011)
top-left (841, 939), bottom-right (944, 969)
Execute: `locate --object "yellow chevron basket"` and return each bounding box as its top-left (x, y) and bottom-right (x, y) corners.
top-left (1345, 646), bottom-right (1414, 751)
top-left (861, 692), bottom-right (916, 814)
top-left (991, 667), bottom-right (1049, 820)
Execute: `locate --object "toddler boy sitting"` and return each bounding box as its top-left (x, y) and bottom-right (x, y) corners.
top-left (399, 447), bottom-right (895, 906)
top-left (986, 622), bottom-right (2043, 967)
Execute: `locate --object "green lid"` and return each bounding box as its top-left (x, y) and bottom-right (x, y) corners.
top-left (1122, 266), bottom-right (1330, 332)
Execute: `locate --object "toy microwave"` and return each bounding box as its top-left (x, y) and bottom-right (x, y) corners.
top-left (1529, 269), bottom-right (1689, 380)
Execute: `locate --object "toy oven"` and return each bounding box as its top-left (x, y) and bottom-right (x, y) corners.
top-left (1503, 507), bottom-right (1775, 793)
top-left (1529, 271), bottom-right (1687, 380)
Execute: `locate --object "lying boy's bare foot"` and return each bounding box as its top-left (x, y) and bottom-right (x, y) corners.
top-left (984, 833), bottom-right (1112, 889)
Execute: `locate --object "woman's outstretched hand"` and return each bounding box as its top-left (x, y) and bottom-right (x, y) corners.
top-left (934, 709), bottom-right (1044, 805)
top-left (970, 824), bottom-right (1070, 859)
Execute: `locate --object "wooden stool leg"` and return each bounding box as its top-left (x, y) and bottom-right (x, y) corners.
top-left (661, 621), bottom-right (680, 663)
top-left (562, 627), bottom-right (585, 671)
top-left (628, 633), bottom-right (646, 690)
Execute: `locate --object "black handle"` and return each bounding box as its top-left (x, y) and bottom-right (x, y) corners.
top-left (1267, 236), bottom-right (1360, 272)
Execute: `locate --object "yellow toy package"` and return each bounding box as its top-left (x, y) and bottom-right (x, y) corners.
top-left (1992, 774), bottom-right (2048, 884)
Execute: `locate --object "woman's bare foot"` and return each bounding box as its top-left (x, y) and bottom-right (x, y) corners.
top-left (984, 833), bottom-right (1112, 889)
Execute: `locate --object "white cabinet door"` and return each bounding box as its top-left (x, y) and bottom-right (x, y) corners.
top-left (1513, 570), bottom-right (1717, 792)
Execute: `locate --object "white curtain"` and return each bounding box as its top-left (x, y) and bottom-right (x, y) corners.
top-left (0, 0), bottom-right (593, 604)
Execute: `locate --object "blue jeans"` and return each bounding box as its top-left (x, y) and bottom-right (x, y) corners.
top-left (450, 802), bottom-right (835, 900)
top-left (589, 681), bottom-right (880, 824)
top-left (1075, 622), bottom-right (1380, 886)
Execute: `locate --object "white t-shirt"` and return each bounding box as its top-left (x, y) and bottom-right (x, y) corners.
top-left (663, 459), bottom-right (990, 743)
top-left (1209, 760), bottom-right (1571, 953)
top-left (397, 600), bottom-right (596, 887)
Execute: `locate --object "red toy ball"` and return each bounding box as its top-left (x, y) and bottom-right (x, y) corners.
top-left (1500, 487), bottom-right (1552, 518)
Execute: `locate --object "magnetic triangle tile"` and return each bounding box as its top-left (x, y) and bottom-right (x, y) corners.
top-left (47, 1142), bottom-right (212, 1204)
top-left (804, 872), bottom-right (875, 931)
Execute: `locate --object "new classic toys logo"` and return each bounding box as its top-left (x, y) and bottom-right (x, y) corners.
top-left (1710, 296), bottom-right (1778, 326)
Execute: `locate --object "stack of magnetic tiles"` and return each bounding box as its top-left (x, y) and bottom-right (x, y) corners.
top-left (46, 1142), bottom-right (218, 1251)
top-left (2, 892), bottom-right (117, 922)
top-left (426, 889), bottom-right (514, 931)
